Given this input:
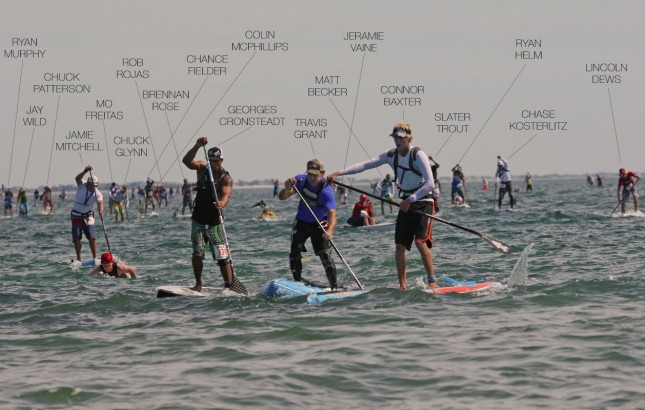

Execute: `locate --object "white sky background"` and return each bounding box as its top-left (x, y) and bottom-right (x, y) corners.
top-left (1, 0), bottom-right (643, 188)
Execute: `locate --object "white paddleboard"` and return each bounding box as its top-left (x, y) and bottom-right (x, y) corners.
top-left (156, 285), bottom-right (222, 298)
top-left (357, 222), bottom-right (395, 231)
top-left (612, 210), bottom-right (644, 218)
top-left (70, 258), bottom-right (100, 268)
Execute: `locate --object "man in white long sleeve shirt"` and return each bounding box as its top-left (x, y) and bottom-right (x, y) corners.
top-left (495, 156), bottom-right (514, 209)
top-left (329, 121), bottom-right (438, 290)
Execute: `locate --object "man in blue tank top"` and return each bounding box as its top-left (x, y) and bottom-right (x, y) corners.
top-left (278, 159), bottom-right (339, 289)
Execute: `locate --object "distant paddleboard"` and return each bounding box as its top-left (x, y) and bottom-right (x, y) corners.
top-left (357, 222), bottom-right (395, 231)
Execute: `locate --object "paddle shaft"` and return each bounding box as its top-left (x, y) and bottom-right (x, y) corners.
top-left (88, 169), bottom-right (111, 254)
top-left (124, 187), bottom-right (130, 222)
top-left (331, 179), bottom-right (511, 253)
top-left (291, 182), bottom-right (364, 290)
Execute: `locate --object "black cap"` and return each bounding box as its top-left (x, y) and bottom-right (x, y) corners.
top-left (208, 147), bottom-right (223, 160)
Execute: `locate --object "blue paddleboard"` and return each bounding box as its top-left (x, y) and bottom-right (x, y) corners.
top-left (262, 278), bottom-right (330, 298)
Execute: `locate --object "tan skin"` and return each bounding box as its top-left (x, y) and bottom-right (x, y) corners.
top-left (329, 135), bottom-right (437, 290)
top-left (89, 260), bottom-right (137, 278)
top-left (182, 137), bottom-right (233, 292)
top-left (278, 171), bottom-right (337, 240)
top-left (73, 165), bottom-right (104, 260)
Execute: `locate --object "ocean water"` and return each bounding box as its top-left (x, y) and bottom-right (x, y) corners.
top-left (1, 177), bottom-right (644, 410)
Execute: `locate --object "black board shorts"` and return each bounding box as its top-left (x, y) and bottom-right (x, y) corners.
top-left (395, 199), bottom-right (434, 251)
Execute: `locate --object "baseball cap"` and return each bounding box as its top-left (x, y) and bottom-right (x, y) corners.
top-left (208, 147), bottom-right (223, 160)
top-left (87, 176), bottom-right (99, 186)
top-left (306, 159), bottom-right (324, 175)
top-left (619, 168), bottom-right (626, 174)
top-left (360, 194), bottom-right (367, 200)
top-left (100, 252), bottom-right (114, 264)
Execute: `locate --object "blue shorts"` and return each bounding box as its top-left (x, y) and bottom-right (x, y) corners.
top-left (71, 217), bottom-right (96, 241)
top-left (622, 186), bottom-right (638, 200)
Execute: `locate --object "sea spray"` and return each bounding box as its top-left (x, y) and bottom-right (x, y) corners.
top-left (507, 243), bottom-right (534, 287)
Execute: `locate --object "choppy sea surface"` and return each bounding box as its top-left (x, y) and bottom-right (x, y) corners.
top-left (1, 177), bottom-right (644, 410)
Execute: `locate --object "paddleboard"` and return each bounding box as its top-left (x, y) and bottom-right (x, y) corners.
top-left (156, 285), bottom-right (222, 298)
top-left (357, 222), bottom-right (395, 231)
top-left (263, 278), bottom-right (330, 298)
top-left (422, 281), bottom-right (500, 295)
top-left (95, 272), bottom-right (133, 279)
top-left (450, 203), bottom-right (471, 208)
top-left (70, 258), bottom-right (100, 268)
top-left (306, 290), bottom-right (365, 304)
top-left (258, 214), bottom-right (281, 222)
top-left (612, 210), bottom-right (644, 218)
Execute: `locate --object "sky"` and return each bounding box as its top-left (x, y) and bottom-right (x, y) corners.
top-left (1, 0), bottom-right (644, 188)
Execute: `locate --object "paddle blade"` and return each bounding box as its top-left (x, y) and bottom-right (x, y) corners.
top-left (229, 275), bottom-right (248, 295)
top-left (481, 234), bottom-right (512, 254)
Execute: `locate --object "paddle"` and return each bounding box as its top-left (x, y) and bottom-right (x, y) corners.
top-left (331, 179), bottom-right (512, 254)
top-left (201, 146), bottom-right (247, 295)
top-left (88, 169), bottom-right (112, 254)
top-left (609, 201), bottom-right (621, 217)
top-left (123, 186), bottom-right (130, 223)
top-left (291, 182), bottom-right (365, 290)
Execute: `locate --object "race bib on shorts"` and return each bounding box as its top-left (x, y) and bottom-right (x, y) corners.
top-left (214, 245), bottom-right (230, 260)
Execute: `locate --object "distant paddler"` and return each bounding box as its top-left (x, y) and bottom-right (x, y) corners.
top-left (112, 185), bottom-right (126, 223)
top-left (617, 167), bottom-right (641, 214)
top-left (17, 187), bottom-right (29, 216)
top-left (42, 185), bottom-right (54, 214)
top-left (71, 165), bottom-right (104, 261)
top-left (495, 156), bottom-right (515, 209)
top-left (451, 164), bottom-right (466, 205)
top-left (258, 207), bottom-right (278, 220)
top-left (2, 185), bottom-right (14, 217)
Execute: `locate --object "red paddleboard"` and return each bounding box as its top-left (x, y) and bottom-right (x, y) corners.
top-left (422, 281), bottom-right (500, 294)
